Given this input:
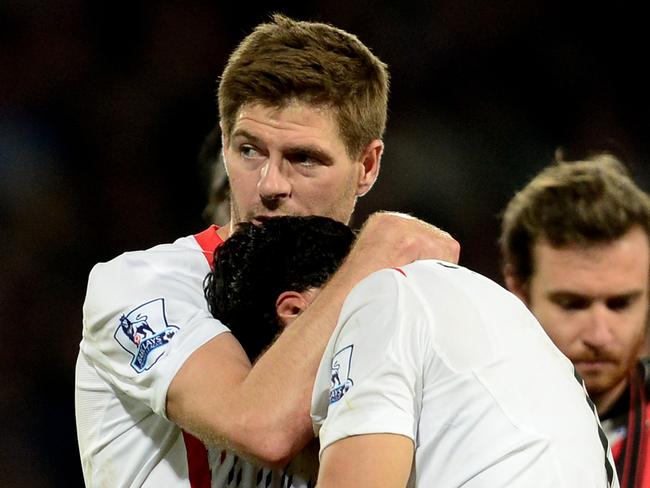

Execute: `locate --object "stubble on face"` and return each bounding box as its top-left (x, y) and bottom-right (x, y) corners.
top-left (526, 228), bottom-right (650, 407)
top-left (223, 102), bottom-right (364, 226)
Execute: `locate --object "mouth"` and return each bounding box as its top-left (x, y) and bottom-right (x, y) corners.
top-left (575, 359), bottom-right (614, 374)
top-left (251, 212), bottom-right (298, 225)
top-left (251, 215), bottom-right (274, 225)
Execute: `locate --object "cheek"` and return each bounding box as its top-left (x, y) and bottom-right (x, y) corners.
top-left (326, 168), bottom-right (359, 196)
top-left (299, 175), bottom-right (343, 201)
top-left (620, 308), bottom-right (648, 341)
top-left (291, 167), bottom-right (359, 212)
top-left (531, 305), bottom-right (579, 347)
top-left (228, 169), bottom-right (257, 200)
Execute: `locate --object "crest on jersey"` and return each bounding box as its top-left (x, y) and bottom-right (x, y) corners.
top-left (114, 298), bottom-right (179, 373)
top-left (329, 345), bottom-right (354, 404)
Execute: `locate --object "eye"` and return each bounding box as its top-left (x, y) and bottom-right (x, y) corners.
top-left (554, 296), bottom-right (590, 311)
top-left (240, 144), bottom-right (263, 159)
top-left (288, 152), bottom-right (320, 167)
top-left (606, 295), bottom-right (634, 311)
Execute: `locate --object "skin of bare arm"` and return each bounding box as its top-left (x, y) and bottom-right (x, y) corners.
top-left (166, 211), bottom-right (459, 465)
top-left (317, 434), bottom-right (415, 488)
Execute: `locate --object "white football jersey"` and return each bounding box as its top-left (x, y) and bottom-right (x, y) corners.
top-left (76, 226), bottom-right (317, 487)
top-left (312, 260), bottom-right (619, 488)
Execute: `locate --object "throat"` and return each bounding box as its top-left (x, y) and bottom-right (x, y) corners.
top-left (593, 379), bottom-right (630, 419)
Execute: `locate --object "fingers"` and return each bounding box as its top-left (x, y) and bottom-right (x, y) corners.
top-left (356, 212), bottom-right (460, 268)
top-left (416, 223), bottom-right (460, 264)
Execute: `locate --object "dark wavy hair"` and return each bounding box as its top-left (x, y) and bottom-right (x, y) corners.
top-left (204, 216), bottom-right (355, 361)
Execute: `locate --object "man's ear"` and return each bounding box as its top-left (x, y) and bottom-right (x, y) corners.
top-left (276, 291), bottom-right (311, 328)
top-left (503, 263), bottom-right (529, 304)
top-left (355, 139), bottom-right (383, 197)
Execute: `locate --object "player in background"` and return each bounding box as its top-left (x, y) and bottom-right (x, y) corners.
top-left (500, 153), bottom-right (650, 487)
top-left (205, 215), bottom-right (618, 488)
top-left (198, 123), bottom-right (230, 227)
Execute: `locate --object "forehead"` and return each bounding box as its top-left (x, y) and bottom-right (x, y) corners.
top-left (229, 101), bottom-right (345, 149)
top-left (531, 227), bottom-right (650, 293)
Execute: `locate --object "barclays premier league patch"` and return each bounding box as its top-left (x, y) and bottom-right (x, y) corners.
top-left (114, 298), bottom-right (179, 373)
top-left (329, 345), bottom-right (354, 404)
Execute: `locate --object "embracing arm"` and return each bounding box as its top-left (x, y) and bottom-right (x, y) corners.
top-left (166, 212), bottom-right (459, 465)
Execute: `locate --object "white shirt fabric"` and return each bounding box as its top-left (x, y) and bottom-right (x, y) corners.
top-left (76, 229), bottom-right (317, 487)
top-left (312, 260), bottom-right (619, 488)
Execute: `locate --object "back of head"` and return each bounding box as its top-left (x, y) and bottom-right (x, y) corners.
top-left (204, 215), bottom-right (355, 360)
top-left (500, 153), bottom-right (650, 286)
top-left (218, 13), bottom-right (389, 158)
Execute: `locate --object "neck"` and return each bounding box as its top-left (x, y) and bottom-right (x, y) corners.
top-left (216, 222), bottom-right (232, 241)
top-left (592, 377), bottom-right (630, 417)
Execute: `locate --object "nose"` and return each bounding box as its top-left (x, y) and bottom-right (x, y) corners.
top-left (258, 156), bottom-right (291, 203)
top-left (582, 303), bottom-right (615, 349)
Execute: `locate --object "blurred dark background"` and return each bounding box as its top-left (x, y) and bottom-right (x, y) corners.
top-left (1, 1), bottom-right (648, 485)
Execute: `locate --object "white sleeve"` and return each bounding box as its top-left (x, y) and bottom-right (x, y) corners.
top-left (312, 269), bottom-right (427, 455)
top-left (79, 242), bottom-right (229, 417)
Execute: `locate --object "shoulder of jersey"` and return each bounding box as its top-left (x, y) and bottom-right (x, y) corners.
top-left (90, 234), bottom-right (205, 278)
top-left (393, 259), bottom-right (462, 278)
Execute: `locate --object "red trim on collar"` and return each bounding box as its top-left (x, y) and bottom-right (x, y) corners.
top-left (392, 267), bottom-right (407, 277)
top-left (194, 225), bottom-right (224, 268)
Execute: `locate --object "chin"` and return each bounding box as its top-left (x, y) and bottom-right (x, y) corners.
top-left (582, 372), bottom-right (623, 397)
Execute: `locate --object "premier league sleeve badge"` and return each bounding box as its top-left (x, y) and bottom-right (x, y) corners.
top-left (114, 298), bottom-right (179, 373)
top-left (329, 345), bottom-right (354, 404)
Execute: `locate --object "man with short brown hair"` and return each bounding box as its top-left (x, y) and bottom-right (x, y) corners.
top-left (500, 154), bottom-right (650, 487)
top-left (75, 14), bottom-right (458, 487)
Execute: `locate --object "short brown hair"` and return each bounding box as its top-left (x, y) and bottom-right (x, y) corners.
top-left (218, 14), bottom-right (389, 158)
top-left (500, 154), bottom-right (650, 287)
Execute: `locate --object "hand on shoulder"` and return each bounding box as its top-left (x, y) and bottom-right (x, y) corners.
top-left (352, 211), bottom-right (460, 270)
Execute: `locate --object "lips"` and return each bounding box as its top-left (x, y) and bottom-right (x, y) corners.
top-left (251, 212), bottom-right (299, 224)
top-left (575, 359), bottom-right (614, 374)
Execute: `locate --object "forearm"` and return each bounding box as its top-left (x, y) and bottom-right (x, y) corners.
top-left (168, 249), bottom-right (369, 465)
top-left (229, 253), bottom-right (370, 459)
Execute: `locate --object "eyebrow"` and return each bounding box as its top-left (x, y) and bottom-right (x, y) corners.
top-left (230, 129), bottom-right (263, 147)
top-left (547, 290), bottom-right (643, 301)
top-left (230, 129), bottom-right (334, 165)
top-left (284, 145), bottom-right (333, 165)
